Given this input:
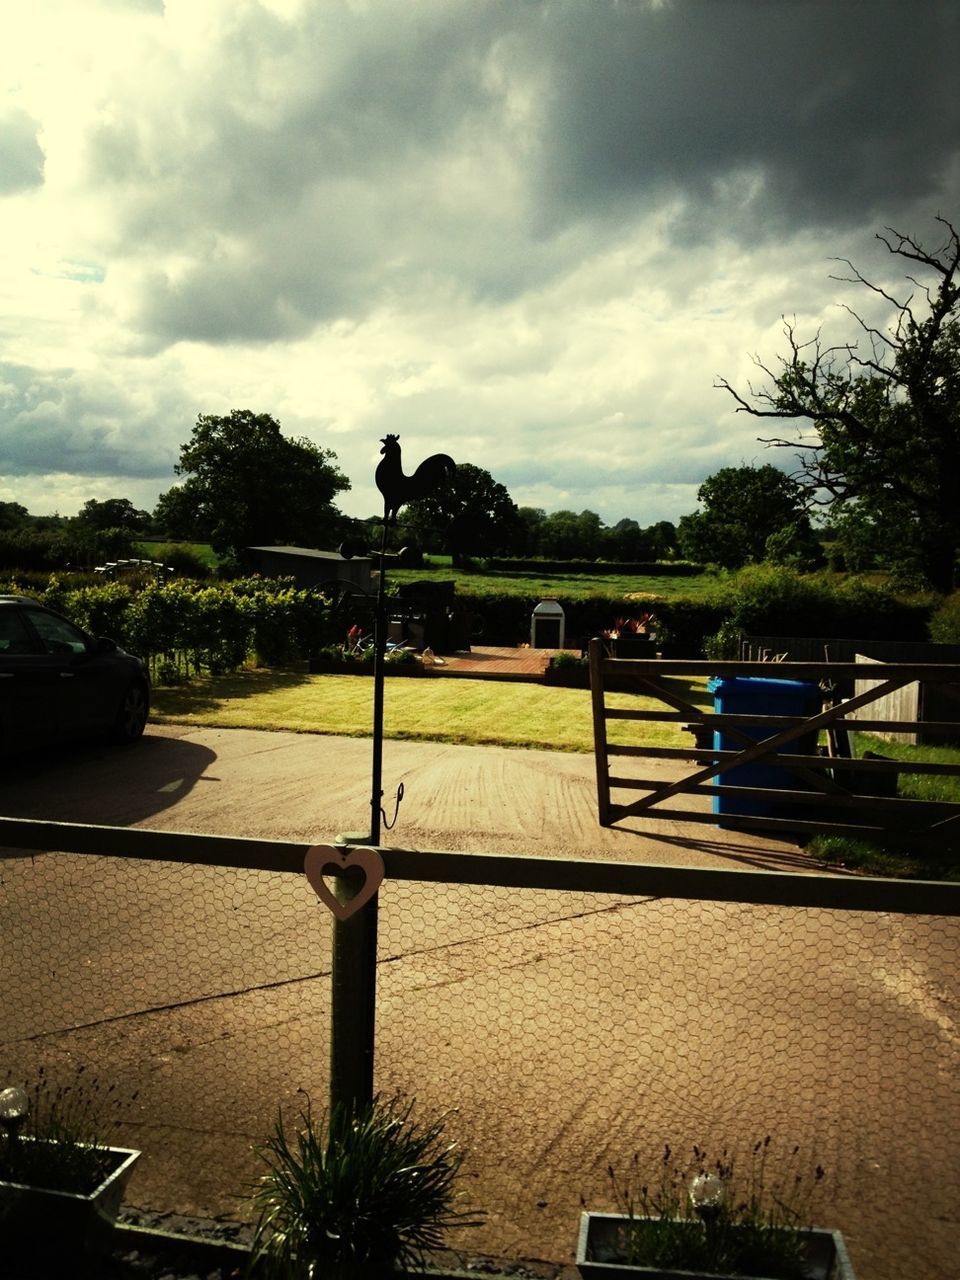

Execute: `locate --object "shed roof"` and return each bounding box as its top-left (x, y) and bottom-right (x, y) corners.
top-left (247, 545), bottom-right (371, 562)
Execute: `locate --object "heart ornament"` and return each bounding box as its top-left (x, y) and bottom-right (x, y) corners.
top-left (304, 844), bottom-right (385, 921)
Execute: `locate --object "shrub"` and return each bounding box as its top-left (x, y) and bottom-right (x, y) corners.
top-left (57, 583), bottom-right (135, 649)
top-left (713, 565), bottom-right (930, 643)
top-left (929, 593), bottom-right (960, 644)
top-left (549, 650), bottom-right (587, 669)
top-left (142, 543), bottom-right (211, 579)
top-left (249, 1095), bottom-right (482, 1279)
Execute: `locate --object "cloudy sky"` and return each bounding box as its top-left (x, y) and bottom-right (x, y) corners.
top-left (2, 0), bottom-right (958, 529)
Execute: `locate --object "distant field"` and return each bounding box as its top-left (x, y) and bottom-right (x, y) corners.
top-left (136, 542), bottom-right (719, 600)
top-left (391, 561), bottom-right (720, 601)
top-left (136, 540), bottom-right (221, 569)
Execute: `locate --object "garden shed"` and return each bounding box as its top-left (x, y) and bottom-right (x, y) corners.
top-left (244, 545), bottom-right (373, 591)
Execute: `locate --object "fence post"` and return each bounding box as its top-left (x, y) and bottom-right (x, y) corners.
top-left (589, 637), bottom-right (611, 825)
top-left (329, 834), bottom-right (379, 1116)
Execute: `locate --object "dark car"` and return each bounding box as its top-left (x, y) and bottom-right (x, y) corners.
top-left (0, 595), bottom-right (150, 752)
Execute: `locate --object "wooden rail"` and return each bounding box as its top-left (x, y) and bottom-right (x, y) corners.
top-left (1, 815), bottom-right (958, 913)
top-left (588, 640), bottom-right (960, 846)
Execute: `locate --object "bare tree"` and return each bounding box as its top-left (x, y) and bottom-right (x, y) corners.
top-left (716, 217), bottom-right (960, 590)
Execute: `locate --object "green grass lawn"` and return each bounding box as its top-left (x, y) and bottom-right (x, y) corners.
top-left (152, 668), bottom-right (711, 753)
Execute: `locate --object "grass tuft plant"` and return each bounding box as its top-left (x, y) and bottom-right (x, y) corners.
top-left (0, 1064), bottom-right (137, 1194)
top-left (249, 1093), bottom-right (483, 1279)
top-left (594, 1138), bottom-right (827, 1279)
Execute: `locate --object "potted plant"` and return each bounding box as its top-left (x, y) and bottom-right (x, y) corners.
top-left (248, 1092), bottom-right (484, 1279)
top-left (0, 1067), bottom-right (141, 1260)
top-left (601, 615), bottom-right (658, 659)
top-left (577, 1139), bottom-right (856, 1279)
top-left (545, 650), bottom-right (590, 688)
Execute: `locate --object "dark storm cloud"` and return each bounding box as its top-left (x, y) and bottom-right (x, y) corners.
top-left (533, 0), bottom-right (959, 240)
top-left (0, 363), bottom-right (181, 479)
top-left (0, 107), bottom-right (44, 195)
top-left (82, 0), bottom-right (959, 351)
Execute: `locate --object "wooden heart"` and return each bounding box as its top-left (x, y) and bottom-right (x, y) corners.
top-left (304, 844), bottom-right (385, 921)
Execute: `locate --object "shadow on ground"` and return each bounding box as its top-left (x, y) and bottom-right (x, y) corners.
top-left (0, 732), bottom-right (218, 830)
top-left (150, 665), bottom-right (311, 717)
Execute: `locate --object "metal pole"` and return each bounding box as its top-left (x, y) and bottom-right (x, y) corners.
top-left (369, 515), bottom-right (391, 846)
top-left (329, 514), bottom-right (391, 1116)
top-left (329, 839), bottom-right (378, 1115)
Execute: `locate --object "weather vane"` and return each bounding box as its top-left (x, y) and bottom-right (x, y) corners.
top-left (305, 435), bottom-right (456, 1116)
top-left (361, 434), bottom-right (455, 844)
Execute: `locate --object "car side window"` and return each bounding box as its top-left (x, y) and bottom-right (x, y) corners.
top-left (25, 609), bottom-right (91, 657)
top-left (0, 609), bottom-right (38, 655)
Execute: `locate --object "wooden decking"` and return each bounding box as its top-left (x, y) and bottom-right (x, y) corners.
top-left (427, 645), bottom-right (577, 681)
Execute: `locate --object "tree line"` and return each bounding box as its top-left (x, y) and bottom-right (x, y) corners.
top-left (3, 217), bottom-right (958, 588)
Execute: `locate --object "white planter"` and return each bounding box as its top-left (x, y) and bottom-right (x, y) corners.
top-left (577, 1211), bottom-right (856, 1280)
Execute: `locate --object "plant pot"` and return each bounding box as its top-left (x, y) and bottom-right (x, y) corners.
top-left (610, 637), bottom-right (657, 659)
top-left (0, 1140), bottom-right (140, 1258)
top-left (544, 665), bottom-right (590, 688)
top-left (576, 1212), bottom-right (856, 1280)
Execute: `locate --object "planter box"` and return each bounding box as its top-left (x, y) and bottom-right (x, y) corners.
top-left (544, 665), bottom-right (590, 688)
top-left (610, 637), bottom-right (657, 659)
top-left (112, 1222), bottom-right (521, 1279)
top-left (0, 1140), bottom-right (140, 1257)
top-left (577, 1212), bottom-right (856, 1280)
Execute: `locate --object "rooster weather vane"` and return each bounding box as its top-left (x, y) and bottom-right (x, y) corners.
top-left (355, 435), bottom-right (455, 846)
top-left (375, 433), bottom-right (455, 524)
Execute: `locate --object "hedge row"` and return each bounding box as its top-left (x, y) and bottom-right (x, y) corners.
top-left (3, 576), bottom-right (340, 678)
top-left (484, 558), bottom-right (706, 576)
top-left (458, 566), bottom-right (934, 655)
top-left (6, 566), bottom-right (936, 673)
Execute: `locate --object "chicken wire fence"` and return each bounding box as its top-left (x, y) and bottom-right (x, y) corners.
top-left (1, 839), bottom-right (958, 1280)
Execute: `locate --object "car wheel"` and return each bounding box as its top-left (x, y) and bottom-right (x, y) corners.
top-left (114, 681), bottom-right (149, 743)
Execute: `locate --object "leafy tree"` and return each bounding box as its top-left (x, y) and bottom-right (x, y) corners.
top-left (75, 497), bottom-right (150, 533)
top-left (717, 218), bottom-right (960, 591)
top-left (516, 506), bottom-right (547, 557)
top-left (0, 501), bottom-right (30, 531)
top-left (153, 484), bottom-right (208, 541)
top-left (401, 463), bottom-right (523, 564)
top-left (646, 520), bottom-right (679, 560)
top-left (537, 509), bottom-right (605, 559)
top-left (156, 410), bottom-right (350, 556)
top-left (676, 464), bottom-right (815, 569)
top-left (602, 517), bottom-right (650, 561)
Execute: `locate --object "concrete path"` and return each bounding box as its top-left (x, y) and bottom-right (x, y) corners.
top-left (2, 727), bottom-right (957, 1280)
top-left (0, 722), bottom-right (812, 871)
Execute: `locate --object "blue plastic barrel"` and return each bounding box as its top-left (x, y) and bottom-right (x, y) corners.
top-left (708, 676), bottom-right (821, 821)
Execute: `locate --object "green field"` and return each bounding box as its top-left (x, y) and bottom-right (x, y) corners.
top-left (135, 541), bottom-right (720, 600)
top-left (390, 560), bottom-right (719, 601)
top-left (135, 540), bottom-right (221, 569)
top-left (152, 667), bottom-right (711, 753)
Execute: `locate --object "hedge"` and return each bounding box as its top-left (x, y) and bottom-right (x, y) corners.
top-left (2, 566), bottom-right (936, 671)
top-left (0, 575), bottom-right (340, 680)
top-left (456, 567), bottom-right (933, 655)
top-left (484, 558), bottom-right (705, 576)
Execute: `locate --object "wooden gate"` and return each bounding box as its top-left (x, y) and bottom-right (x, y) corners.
top-left (589, 638), bottom-right (960, 845)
